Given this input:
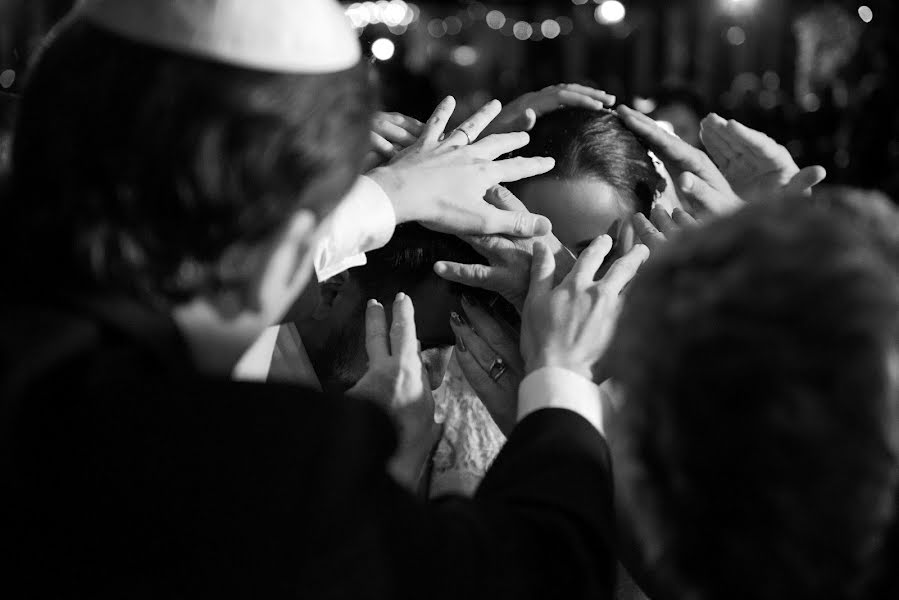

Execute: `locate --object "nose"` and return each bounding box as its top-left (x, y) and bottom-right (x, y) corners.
top-left (420, 346), bottom-right (453, 390)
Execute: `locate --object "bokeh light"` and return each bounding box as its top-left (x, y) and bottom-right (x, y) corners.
top-left (858, 6), bottom-right (874, 23)
top-left (371, 37), bottom-right (395, 61)
top-left (595, 1), bottom-right (626, 26)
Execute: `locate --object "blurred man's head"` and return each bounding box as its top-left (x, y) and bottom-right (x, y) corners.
top-left (510, 108), bottom-right (665, 253)
top-left (607, 191), bottom-right (899, 599)
top-left (292, 224), bottom-right (491, 394)
top-left (651, 86), bottom-right (706, 148)
top-left (6, 1), bottom-right (371, 348)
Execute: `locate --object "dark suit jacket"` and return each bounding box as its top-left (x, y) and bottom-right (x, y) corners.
top-left (0, 293), bottom-right (616, 599)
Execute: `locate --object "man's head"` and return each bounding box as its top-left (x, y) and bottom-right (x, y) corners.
top-left (607, 191), bottom-right (899, 599)
top-left (292, 224), bottom-right (492, 394)
top-left (510, 107), bottom-right (665, 253)
top-left (7, 2), bottom-right (371, 342)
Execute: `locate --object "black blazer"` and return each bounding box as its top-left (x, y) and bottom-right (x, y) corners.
top-left (0, 294), bottom-right (617, 599)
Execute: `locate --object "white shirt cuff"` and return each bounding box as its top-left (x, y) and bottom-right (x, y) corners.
top-left (314, 176), bottom-right (397, 282)
top-left (518, 367), bottom-right (604, 435)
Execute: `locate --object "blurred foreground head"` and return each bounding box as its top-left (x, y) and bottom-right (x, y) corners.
top-left (609, 189), bottom-right (899, 600)
top-left (7, 0), bottom-right (371, 324)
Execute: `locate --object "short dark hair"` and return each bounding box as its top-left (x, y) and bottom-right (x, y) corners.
top-left (6, 21), bottom-right (372, 306)
top-left (511, 107), bottom-right (665, 216)
top-left (608, 192), bottom-right (899, 600)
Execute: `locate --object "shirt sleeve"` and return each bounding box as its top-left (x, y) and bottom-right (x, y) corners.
top-left (314, 175), bottom-right (397, 282)
top-left (518, 367), bottom-right (605, 435)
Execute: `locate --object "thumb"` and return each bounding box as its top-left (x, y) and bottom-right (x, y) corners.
top-left (528, 241), bottom-right (556, 301)
top-left (784, 165), bottom-right (827, 196)
top-left (485, 185), bottom-right (528, 211)
top-left (485, 205), bottom-right (552, 237)
top-left (679, 172), bottom-right (742, 216)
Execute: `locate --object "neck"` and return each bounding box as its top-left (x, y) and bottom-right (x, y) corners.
top-left (172, 298), bottom-right (267, 377)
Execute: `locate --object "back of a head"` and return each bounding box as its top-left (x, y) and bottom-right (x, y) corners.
top-left (512, 107), bottom-right (665, 216)
top-left (608, 192), bottom-right (899, 599)
top-left (6, 16), bottom-right (372, 307)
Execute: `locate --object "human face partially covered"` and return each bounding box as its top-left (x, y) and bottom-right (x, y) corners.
top-left (517, 177), bottom-right (638, 254)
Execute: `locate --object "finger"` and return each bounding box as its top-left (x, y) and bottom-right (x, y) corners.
top-left (529, 85), bottom-right (611, 114)
top-left (420, 96), bottom-right (457, 146)
top-left (783, 165), bottom-right (827, 196)
top-left (600, 244), bottom-right (651, 294)
top-left (460, 296), bottom-right (523, 371)
top-left (678, 171), bottom-right (743, 215)
top-left (560, 84), bottom-right (616, 105)
top-left (468, 132), bottom-right (531, 160)
top-left (724, 119), bottom-right (789, 163)
top-left (433, 261), bottom-right (502, 293)
top-left (650, 205), bottom-right (679, 237)
top-left (631, 213), bottom-right (667, 252)
top-left (566, 235), bottom-right (614, 287)
top-left (444, 99), bottom-right (502, 146)
top-left (528, 241), bottom-right (555, 299)
top-left (522, 108), bottom-right (538, 131)
top-left (389, 292), bottom-right (418, 357)
top-left (490, 156), bottom-right (556, 183)
top-left (450, 311), bottom-right (500, 374)
top-left (484, 185), bottom-right (528, 212)
top-left (672, 208), bottom-right (699, 228)
top-left (379, 112), bottom-right (425, 136)
top-left (700, 116), bottom-right (739, 168)
top-left (618, 105), bottom-right (730, 189)
top-left (481, 205), bottom-right (552, 238)
top-left (364, 299), bottom-right (390, 360)
top-left (370, 132), bottom-right (397, 157)
top-left (372, 118), bottom-right (420, 147)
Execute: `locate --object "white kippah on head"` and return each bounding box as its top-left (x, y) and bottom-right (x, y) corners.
top-left (77, 0), bottom-right (362, 74)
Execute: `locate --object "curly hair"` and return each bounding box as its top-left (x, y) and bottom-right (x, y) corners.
top-left (7, 21), bottom-right (372, 306)
top-left (608, 191), bottom-right (899, 600)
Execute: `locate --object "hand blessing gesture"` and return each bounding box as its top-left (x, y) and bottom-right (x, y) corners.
top-left (347, 294), bottom-right (441, 492)
top-left (522, 238), bottom-right (649, 383)
top-left (700, 113), bottom-right (826, 200)
top-left (368, 96), bottom-right (556, 239)
top-left (481, 83), bottom-right (616, 136)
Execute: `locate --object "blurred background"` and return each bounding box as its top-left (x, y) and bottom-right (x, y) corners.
top-left (1, 0), bottom-right (897, 197)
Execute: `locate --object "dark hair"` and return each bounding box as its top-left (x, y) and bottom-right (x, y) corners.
top-left (6, 21), bottom-right (372, 306)
top-left (511, 107), bottom-right (665, 216)
top-left (607, 191), bottom-right (899, 600)
top-left (354, 223), bottom-right (495, 306)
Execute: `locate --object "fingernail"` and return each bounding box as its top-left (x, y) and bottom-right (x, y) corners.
top-left (679, 173), bottom-right (694, 192)
top-left (607, 95), bottom-right (617, 105)
top-left (396, 292), bottom-right (407, 302)
top-left (433, 262), bottom-right (447, 275)
top-left (367, 299), bottom-right (381, 308)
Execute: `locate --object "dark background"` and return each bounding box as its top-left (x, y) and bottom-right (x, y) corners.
top-left (1, 0), bottom-right (897, 197)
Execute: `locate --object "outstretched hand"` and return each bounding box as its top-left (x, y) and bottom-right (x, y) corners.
top-left (481, 83), bottom-right (616, 137)
top-left (433, 185), bottom-right (575, 311)
top-left (347, 294), bottom-right (441, 493)
top-left (617, 105), bottom-right (744, 217)
top-left (362, 111), bottom-right (425, 172)
top-left (522, 238), bottom-right (650, 383)
top-left (632, 206), bottom-right (698, 252)
top-left (700, 113), bottom-right (826, 200)
top-left (368, 96), bottom-right (556, 238)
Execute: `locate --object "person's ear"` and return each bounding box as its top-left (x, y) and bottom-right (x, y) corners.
top-left (312, 271), bottom-right (351, 320)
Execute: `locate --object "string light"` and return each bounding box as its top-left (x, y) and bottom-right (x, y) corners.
top-left (485, 10), bottom-right (505, 30)
top-left (512, 21), bottom-right (533, 41)
top-left (371, 37), bottom-right (395, 60)
top-left (541, 19), bottom-right (561, 39)
top-left (595, 1), bottom-right (626, 25)
top-left (858, 6), bottom-right (874, 23)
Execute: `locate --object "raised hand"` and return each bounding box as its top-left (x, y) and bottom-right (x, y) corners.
top-left (522, 238), bottom-right (649, 382)
top-left (632, 205), bottom-right (698, 252)
top-left (448, 296), bottom-right (524, 436)
top-left (433, 185), bottom-right (575, 311)
top-left (368, 96), bottom-right (556, 238)
top-left (362, 111), bottom-right (425, 171)
top-left (617, 105), bottom-right (744, 217)
top-left (481, 83), bottom-right (616, 137)
top-left (347, 293), bottom-right (441, 492)
top-left (700, 113), bottom-right (826, 200)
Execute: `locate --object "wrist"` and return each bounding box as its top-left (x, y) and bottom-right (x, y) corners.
top-left (368, 166), bottom-right (415, 225)
top-left (525, 354), bottom-right (594, 381)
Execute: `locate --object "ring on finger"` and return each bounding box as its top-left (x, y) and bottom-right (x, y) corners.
top-left (450, 127), bottom-right (473, 145)
top-left (489, 357), bottom-right (509, 382)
